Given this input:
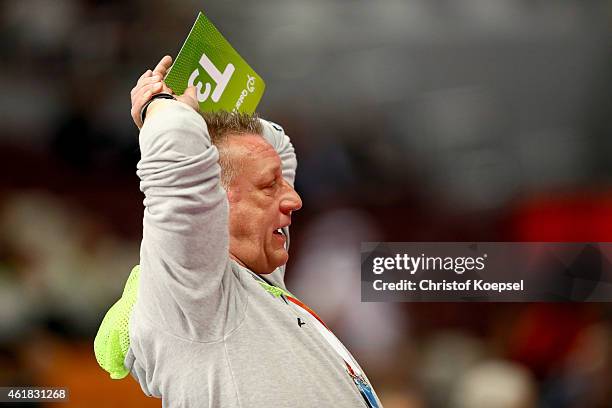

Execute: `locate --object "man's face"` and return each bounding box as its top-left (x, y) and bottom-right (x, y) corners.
top-left (225, 134), bottom-right (302, 274)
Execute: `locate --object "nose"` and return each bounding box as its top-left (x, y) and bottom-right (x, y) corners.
top-left (280, 180), bottom-right (302, 215)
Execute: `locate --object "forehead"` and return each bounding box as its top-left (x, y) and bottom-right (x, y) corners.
top-left (227, 134), bottom-right (281, 174)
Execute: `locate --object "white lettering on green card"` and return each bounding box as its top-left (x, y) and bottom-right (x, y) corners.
top-left (188, 52), bottom-right (235, 103)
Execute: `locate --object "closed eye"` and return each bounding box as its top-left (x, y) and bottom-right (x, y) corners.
top-left (260, 180), bottom-right (277, 191)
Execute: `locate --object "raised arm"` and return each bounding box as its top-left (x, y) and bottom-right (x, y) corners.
top-left (135, 88), bottom-right (237, 341)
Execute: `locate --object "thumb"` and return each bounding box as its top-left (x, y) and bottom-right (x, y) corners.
top-left (183, 86), bottom-right (197, 100)
top-left (178, 86), bottom-right (199, 111)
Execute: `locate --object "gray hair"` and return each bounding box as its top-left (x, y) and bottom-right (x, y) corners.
top-left (202, 111), bottom-right (263, 189)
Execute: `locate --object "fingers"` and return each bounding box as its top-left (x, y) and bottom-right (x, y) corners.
top-left (134, 69), bottom-right (152, 91)
top-left (152, 55), bottom-right (173, 77)
top-left (131, 81), bottom-right (164, 129)
top-left (130, 56), bottom-right (174, 129)
top-left (131, 82), bottom-right (163, 122)
top-left (139, 69), bottom-right (152, 81)
top-left (130, 75), bottom-right (162, 100)
top-left (136, 81), bottom-right (163, 102)
top-left (130, 56), bottom-right (171, 99)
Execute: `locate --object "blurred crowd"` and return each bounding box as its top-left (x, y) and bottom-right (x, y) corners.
top-left (1, 0), bottom-right (611, 407)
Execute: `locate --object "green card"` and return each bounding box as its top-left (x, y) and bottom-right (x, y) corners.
top-left (165, 12), bottom-right (265, 113)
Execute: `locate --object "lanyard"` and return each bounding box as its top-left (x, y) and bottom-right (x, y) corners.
top-left (254, 274), bottom-right (380, 408)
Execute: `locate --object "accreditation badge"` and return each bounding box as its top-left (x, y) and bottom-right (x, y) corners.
top-left (164, 12), bottom-right (265, 114)
top-left (352, 374), bottom-right (380, 408)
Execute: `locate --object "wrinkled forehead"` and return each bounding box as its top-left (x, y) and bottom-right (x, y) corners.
top-left (227, 134), bottom-right (281, 172)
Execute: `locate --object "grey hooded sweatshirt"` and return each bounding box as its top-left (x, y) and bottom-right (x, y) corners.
top-left (127, 100), bottom-right (381, 408)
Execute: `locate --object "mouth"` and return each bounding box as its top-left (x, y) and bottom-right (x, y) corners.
top-left (272, 228), bottom-right (287, 244)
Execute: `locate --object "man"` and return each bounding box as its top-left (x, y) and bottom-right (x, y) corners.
top-left (99, 56), bottom-right (382, 407)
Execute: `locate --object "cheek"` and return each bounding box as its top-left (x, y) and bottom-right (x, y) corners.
top-left (228, 201), bottom-right (268, 237)
top-left (228, 203), bottom-right (248, 235)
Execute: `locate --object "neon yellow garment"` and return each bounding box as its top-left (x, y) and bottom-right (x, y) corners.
top-left (93, 264), bottom-right (292, 380)
top-left (94, 265), bottom-right (140, 379)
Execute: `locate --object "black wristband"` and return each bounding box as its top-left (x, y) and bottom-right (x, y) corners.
top-left (140, 93), bottom-right (176, 124)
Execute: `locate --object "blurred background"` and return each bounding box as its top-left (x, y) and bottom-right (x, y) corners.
top-left (1, 0), bottom-right (611, 406)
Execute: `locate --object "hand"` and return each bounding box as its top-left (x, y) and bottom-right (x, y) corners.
top-left (131, 55), bottom-right (173, 128)
top-left (130, 56), bottom-right (200, 128)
